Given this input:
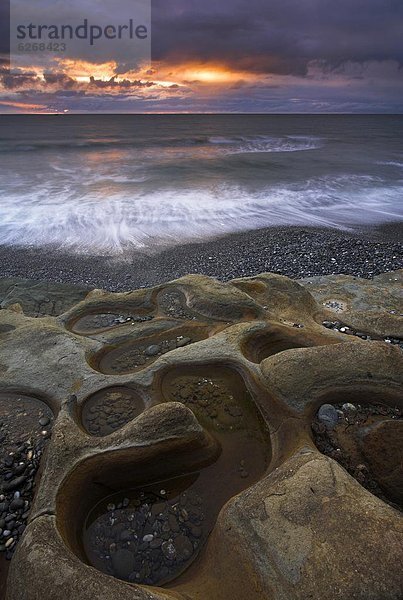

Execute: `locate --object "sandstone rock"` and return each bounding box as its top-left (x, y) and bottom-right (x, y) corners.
top-left (360, 419), bottom-right (403, 505)
top-left (0, 271), bottom-right (401, 600)
top-left (183, 449), bottom-right (403, 600)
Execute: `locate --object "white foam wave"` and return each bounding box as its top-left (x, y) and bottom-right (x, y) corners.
top-left (0, 174), bottom-right (402, 254)
top-left (208, 134), bottom-right (322, 154)
top-left (377, 161), bottom-right (403, 168)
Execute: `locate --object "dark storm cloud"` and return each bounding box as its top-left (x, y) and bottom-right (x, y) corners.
top-left (1, 0), bottom-right (403, 112)
top-left (0, 0), bottom-right (9, 54)
top-left (1, 68), bottom-right (39, 88)
top-left (152, 0), bottom-right (403, 74)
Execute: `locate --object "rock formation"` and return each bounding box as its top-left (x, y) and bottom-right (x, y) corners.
top-left (0, 271), bottom-right (402, 600)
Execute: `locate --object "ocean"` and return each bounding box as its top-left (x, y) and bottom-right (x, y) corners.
top-left (0, 114), bottom-right (402, 254)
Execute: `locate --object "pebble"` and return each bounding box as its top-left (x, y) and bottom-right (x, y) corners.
top-left (111, 548), bottom-right (135, 579)
top-left (145, 345), bottom-right (160, 357)
top-left (86, 487), bottom-right (204, 586)
top-left (342, 403), bottom-right (357, 413)
top-left (176, 337), bottom-right (191, 348)
top-left (173, 534), bottom-right (193, 561)
top-left (10, 498), bottom-right (25, 511)
top-left (161, 541), bottom-right (176, 560)
top-left (0, 413), bottom-right (52, 559)
top-left (317, 404), bottom-right (339, 429)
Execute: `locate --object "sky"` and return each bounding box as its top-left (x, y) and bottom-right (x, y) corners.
top-left (0, 0), bottom-right (402, 113)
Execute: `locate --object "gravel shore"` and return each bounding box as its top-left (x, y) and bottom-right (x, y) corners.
top-left (0, 223), bottom-right (401, 292)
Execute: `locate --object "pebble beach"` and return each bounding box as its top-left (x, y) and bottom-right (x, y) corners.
top-left (0, 223), bottom-right (402, 292)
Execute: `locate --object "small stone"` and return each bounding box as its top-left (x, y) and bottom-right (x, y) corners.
top-left (191, 525), bottom-right (202, 538)
top-left (39, 417), bottom-right (50, 427)
top-left (111, 548), bottom-right (135, 579)
top-left (227, 404), bottom-right (243, 418)
top-left (317, 404), bottom-right (339, 429)
top-left (168, 514), bottom-right (180, 532)
top-left (10, 498), bottom-right (24, 511)
top-left (2, 476), bottom-right (26, 492)
top-left (120, 530), bottom-right (132, 542)
top-left (5, 515), bottom-right (16, 523)
top-left (5, 538), bottom-right (14, 548)
top-left (145, 345), bottom-right (160, 357)
top-left (143, 534), bottom-right (154, 543)
top-left (176, 337), bottom-right (191, 348)
top-left (161, 541), bottom-right (176, 561)
top-left (342, 403), bottom-right (357, 414)
top-left (174, 534), bottom-right (194, 561)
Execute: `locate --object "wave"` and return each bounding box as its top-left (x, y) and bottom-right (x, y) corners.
top-left (208, 134), bottom-right (322, 154)
top-left (377, 160), bottom-right (403, 168)
top-left (0, 133), bottom-right (323, 155)
top-left (0, 174), bottom-right (401, 255)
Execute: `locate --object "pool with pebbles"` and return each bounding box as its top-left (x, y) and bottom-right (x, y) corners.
top-left (312, 400), bottom-right (402, 510)
top-left (69, 310), bottom-right (154, 335)
top-left (81, 387), bottom-right (145, 437)
top-left (156, 289), bottom-right (198, 321)
top-left (322, 320), bottom-right (403, 349)
top-left (91, 326), bottom-right (209, 376)
top-left (83, 367), bottom-right (270, 587)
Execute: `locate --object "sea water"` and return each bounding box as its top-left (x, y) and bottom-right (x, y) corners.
top-left (0, 114), bottom-right (402, 254)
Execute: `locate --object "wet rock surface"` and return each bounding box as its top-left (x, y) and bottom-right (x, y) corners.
top-left (0, 278), bottom-right (89, 317)
top-left (312, 402), bottom-right (402, 510)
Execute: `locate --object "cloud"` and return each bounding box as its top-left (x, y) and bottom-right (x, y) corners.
top-left (152, 0), bottom-right (403, 74)
top-left (1, 0), bottom-right (402, 112)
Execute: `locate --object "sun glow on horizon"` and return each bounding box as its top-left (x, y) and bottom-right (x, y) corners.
top-left (181, 66), bottom-right (243, 83)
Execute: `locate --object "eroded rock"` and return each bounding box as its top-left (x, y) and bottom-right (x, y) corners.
top-left (0, 271), bottom-right (401, 600)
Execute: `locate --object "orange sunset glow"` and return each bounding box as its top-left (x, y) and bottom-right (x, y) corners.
top-left (0, 0), bottom-right (402, 113)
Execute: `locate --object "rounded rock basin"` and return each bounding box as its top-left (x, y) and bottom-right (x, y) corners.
top-left (83, 473), bottom-right (213, 586)
top-left (81, 387), bottom-right (145, 436)
top-left (68, 307), bottom-right (154, 335)
top-left (241, 325), bottom-right (335, 364)
top-left (74, 367), bottom-right (271, 589)
top-left (90, 325), bottom-right (210, 375)
top-left (311, 391), bottom-right (403, 511)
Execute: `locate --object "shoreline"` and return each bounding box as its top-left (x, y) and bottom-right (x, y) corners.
top-left (0, 223), bottom-right (402, 292)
